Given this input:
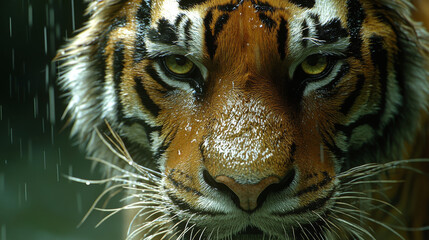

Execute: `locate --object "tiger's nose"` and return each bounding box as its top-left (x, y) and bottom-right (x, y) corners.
top-left (216, 175), bottom-right (281, 211)
top-left (203, 170), bottom-right (296, 212)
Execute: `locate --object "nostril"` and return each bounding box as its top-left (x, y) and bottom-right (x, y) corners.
top-left (257, 168), bottom-right (296, 207)
top-left (203, 170), bottom-right (240, 206)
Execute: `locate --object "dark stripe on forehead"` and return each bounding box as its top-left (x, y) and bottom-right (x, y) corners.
top-left (204, 10), bottom-right (216, 59)
top-left (346, 0), bottom-right (366, 60)
top-left (289, 0), bottom-right (315, 8)
top-left (214, 14), bottom-right (230, 37)
top-left (217, 1), bottom-right (241, 12)
top-left (277, 17), bottom-right (288, 60)
top-left (259, 13), bottom-right (277, 29)
top-left (184, 19), bottom-right (193, 50)
top-left (148, 18), bottom-right (178, 45)
top-left (134, 0), bottom-right (151, 63)
top-left (252, 1), bottom-right (275, 12)
top-left (314, 17), bottom-right (348, 44)
top-left (134, 76), bottom-right (160, 117)
top-left (174, 13), bottom-right (186, 27)
top-left (177, 0), bottom-right (208, 9)
top-left (113, 42), bottom-right (126, 121)
top-left (301, 20), bottom-right (309, 47)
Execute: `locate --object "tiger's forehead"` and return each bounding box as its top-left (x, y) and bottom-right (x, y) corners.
top-left (147, 0), bottom-right (348, 60)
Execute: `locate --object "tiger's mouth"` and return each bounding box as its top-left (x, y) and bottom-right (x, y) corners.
top-left (231, 226), bottom-right (264, 240)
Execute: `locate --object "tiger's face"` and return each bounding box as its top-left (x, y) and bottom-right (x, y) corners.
top-left (58, 0), bottom-right (429, 239)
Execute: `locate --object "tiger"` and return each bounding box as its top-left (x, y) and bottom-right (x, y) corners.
top-left (56, 0), bottom-right (429, 239)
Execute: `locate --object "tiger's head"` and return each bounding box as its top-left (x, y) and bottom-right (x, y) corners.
top-left (57, 0), bottom-right (429, 239)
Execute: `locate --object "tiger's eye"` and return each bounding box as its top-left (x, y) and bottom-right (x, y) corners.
top-left (164, 55), bottom-right (194, 75)
top-left (301, 55), bottom-right (328, 75)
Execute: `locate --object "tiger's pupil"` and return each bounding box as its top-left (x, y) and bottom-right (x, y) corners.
top-left (174, 56), bottom-right (187, 66)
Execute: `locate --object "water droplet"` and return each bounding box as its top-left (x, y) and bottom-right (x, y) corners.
top-left (43, 150), bottom-right (47, 169)
top-left (85, 181), bottom-right (90, 185)
top-left (9, 17), bottom-right (12, 38)
top-left (33, 96), bottom-right (38, 118)
top-left (44, 27), bottom-right (48, 55)
top-left (49, 86), bottom-right (56, 125)
top-left (1, 224), bottom-right (6, 240)
top-left (56, 164), bottom-right (60, 182)
top-left (71, 0), bottom-right (76, 31)
top-left (24, 183), bottom-right (28, 202)
top-left (28, 4), bottom-right (33, 28)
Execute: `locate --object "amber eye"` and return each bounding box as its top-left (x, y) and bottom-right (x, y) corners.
top-left (163, 55), bottom-right (195, 76)
top-left (300, 55), bottom-right (328, 76)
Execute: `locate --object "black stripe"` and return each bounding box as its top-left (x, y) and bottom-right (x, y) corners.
top-left (336, 35), bottom-right (388, 139)
top-left (217, 1), bottom-right (241, 12)
top-left (274, 189), bottom-right (335, 216)
top-left (323, 137), bottom-right (345, 162)
top-left (168, 169), bottom-right (203, 196)
top-left (214, 13), bottom-right (230, 37)
top-left (346, 0), bottom-right (366, 60)
top-left (315, 18), bottom-right (348, 44)
top-left (123, 117), bottom-right (161, 134)
top-left (277, 17), bottom-right (288, 60)
top-left (204, 10), bottom-right (216, 59)
top-left (153, 137), bottom-right (171, 160)
top-left (174, 13), bottom-right (186, 27)
top-left (289, 0), bottom-right (315, 8)
top-left (319, 63), bottom-right (350, 97)
top-left (340, 74), bottom-right (365, 115)
top-left (295, 172), bottom-right (332, 197)
top-left (289, 143), bottom-right (296, 163)
top-left (373, 12), bottom-right (403, 98)
top-left (301, 20), bottom-right (309, 47)
top-left (259, 13), bottom-right (277, 29)
top-left (167, 192), bottom-right (225, 216)
top-left (98, 16), bottom-right (127, 79)
top-left (184, 19), bottom-right (193, 50)
top-left (134, 0), bottom-right (151, 63)
top-left (113, 42), bottom-right (126, 121)
top-left (177, 0), bottom-right (208, 10)
top-left (369, 34), bottom-right (388, 123)
top-left (144, 64), bottom-right (175, 92)
top-left (148, 18), bottom-right (178, 45)
top-left (252, 1), bottom-right (275, 12)
top-left (134, 76), bottom-right (160, 117)
top-left (153, 126), bottom-right (177, 160)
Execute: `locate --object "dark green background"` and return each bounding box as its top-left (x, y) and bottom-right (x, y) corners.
top-left (1, 0), bottom-right (123, 239)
